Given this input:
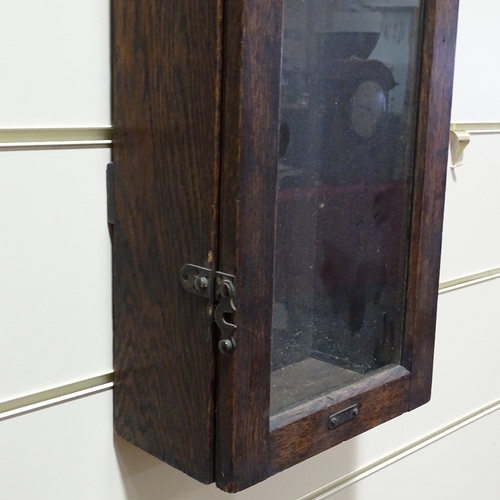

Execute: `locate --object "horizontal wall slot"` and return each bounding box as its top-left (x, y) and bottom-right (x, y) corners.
top-left (0, 372), bottom-right (114, 420)
top-left (439, 267), bottom-right (500, 293)
top-left (450, 122), bottom-right (500, 134)
top-left (0, 122), bottom-right (497, 149)
top-left (0, 127), bottom-right (112, 150)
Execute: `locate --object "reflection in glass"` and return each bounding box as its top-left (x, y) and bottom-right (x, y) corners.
top-left (271, 0), bottom-right (423, 416)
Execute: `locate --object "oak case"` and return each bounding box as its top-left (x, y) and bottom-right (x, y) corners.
top-left (111, 0), bottom-right (459, 492)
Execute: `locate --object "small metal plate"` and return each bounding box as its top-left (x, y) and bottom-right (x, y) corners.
top-left (327, 404), bottom-right (359, 430)
top-left (180, 264), bottom-right (213, 299)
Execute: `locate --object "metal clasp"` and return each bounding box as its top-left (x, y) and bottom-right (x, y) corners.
top-left (214, 273), bottom-right (236, 353)
top-left (180, 264), bottom-right (237, 353)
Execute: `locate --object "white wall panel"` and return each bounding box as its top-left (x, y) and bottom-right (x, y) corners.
top-left (0, 148), bottom-right (112, 401)
top-left (0, 0), bottom-right (110, 127)
top-left (0, 392), bottom-right (124, 500)
top-left (440, 133), bottom-right (500, 282)
top-left (451, 0), bottom-right (500, 122)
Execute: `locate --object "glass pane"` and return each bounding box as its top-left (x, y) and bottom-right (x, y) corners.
top-left (271, 0), bottom-right (423, 417)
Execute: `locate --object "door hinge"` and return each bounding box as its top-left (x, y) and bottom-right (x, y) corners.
top-left (180, 264), bottom-right (237, 353)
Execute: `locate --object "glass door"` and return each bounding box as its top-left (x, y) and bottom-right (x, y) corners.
top-left (271, 0), bottom-right (424, 417)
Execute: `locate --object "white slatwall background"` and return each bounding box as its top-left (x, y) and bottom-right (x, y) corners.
top-left (1, 1), bottom-right (499, 498)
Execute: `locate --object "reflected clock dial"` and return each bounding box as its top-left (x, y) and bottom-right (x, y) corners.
top-left (350, 80), bottom-right (387, 139)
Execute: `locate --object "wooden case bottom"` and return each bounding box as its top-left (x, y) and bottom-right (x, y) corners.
top-left (270, 365), bottom-right (410, 473)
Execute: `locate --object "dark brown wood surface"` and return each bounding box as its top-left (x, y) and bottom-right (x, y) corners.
top-left (270, 366), bottom-right (410, 472)
top-left (112, 0), bottom-right (223, 483)
top-left (216, 0), bottom-right (459, 491)
top-left (215, 0), bottom-right (284, 492)
top-left (111, 0), bottom-right (459, 491)
top-left (402, 0), bottom-right (460, 410)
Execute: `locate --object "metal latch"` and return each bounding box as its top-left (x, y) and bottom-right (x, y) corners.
top-left (180, 264), bottom-right (237, 353)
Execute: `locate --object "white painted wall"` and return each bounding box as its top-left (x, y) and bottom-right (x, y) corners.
top-left (1, 1), bottom-right (499, 498)
top-left (0, 0), bottom-right (110, 127)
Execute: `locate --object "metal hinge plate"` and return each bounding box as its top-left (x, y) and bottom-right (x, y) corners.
top-left (180, 264), bottom-right (213, 299)
top-left (180, 264), bottom-right (237, 353)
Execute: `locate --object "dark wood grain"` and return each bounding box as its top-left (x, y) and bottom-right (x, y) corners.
top-left (270, 366), bottom-right (410, 472)
top-left (215, 0), bottom-right (459, 491)
top-left (111, 0), bottom-right (459, 490)
top-left (112, 0), bottom-right (223, 483)
top-left (402, 0), bottom-right (460, 410)
top-left (215, 0), bottom-right (284, 492)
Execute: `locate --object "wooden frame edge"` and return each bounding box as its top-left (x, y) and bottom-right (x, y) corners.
top-left (403, 0), bottom-right (460, 410)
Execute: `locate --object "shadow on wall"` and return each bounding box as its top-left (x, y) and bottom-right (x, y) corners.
top-left (114, 437), bottom-right (210, 499)
top-left (114, 435), bottom-right (358, 500)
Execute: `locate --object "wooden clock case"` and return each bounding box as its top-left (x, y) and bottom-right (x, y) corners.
top-left (110, 0), bottom-right (459, 492)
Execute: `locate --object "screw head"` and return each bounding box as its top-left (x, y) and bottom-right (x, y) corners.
top-left (194, 276), bottom-right (208, 292)
top-left (327, 416), bottom-right (340, 429)
top-left (218, 339), bottom-right (234, 354)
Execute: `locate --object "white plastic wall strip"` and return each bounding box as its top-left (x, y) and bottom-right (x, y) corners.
top-left (0, 123), bottom-right (497, 146)
top-left (439, 267), bottom-right (500, 293)
top-left (0, 127), bottom-right (112, 149)
top-left (450, 122), bottom-right (500, 134)
top-left (0, 373), bottom-right (114, 420)
top-left (0, 141), bottom-right (112, 151)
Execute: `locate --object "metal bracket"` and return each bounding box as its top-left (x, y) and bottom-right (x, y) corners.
top-left (180, 264), bottom-right (237, 353)
top-left (449, 129), bottom-right (471, 168)
top-left (180, 264), bottom-right (213, 299)
top-left (327, 404), bottom-right (359, 430)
